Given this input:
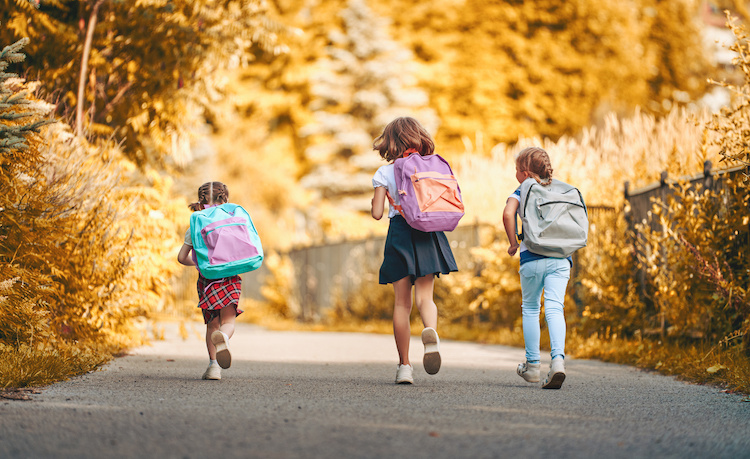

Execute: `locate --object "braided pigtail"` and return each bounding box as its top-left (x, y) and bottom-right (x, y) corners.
top-left (188, 181), bottom-right (230, 211)
top-left (516, 147), bottom-right (553, 185)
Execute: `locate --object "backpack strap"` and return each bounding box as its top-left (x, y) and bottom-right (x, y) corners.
top-left (385, 149), bottom-right (417, 218)
top-left (385, 190), bottom-right (407, 219)
top-left (515, 218), bottom-right (524, 242)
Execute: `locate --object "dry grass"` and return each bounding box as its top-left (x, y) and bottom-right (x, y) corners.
top-left (0, 341), bottom-right (117, 389)
top-left (569, 332), bottom-right (750, 395)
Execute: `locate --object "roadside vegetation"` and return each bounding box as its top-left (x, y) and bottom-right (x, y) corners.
top-left (1, 0), bottom-right (748, 398)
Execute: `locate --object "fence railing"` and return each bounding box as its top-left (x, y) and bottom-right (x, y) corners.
top-left (287, 223), bottom-right (484, 321)
top-left (623, 161), bottom-right (746, 336)
top-left (624, 161), bottom-right (746, 231)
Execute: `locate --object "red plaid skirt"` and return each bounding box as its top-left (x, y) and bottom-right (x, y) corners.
top-left (197, 274), bottom-right (243, 324)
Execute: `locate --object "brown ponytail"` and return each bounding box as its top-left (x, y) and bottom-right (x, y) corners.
top-left (188, 181), bottom-right (229, 211)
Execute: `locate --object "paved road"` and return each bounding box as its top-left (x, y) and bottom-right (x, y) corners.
top-left (1, 322), bottom-right (748, 458)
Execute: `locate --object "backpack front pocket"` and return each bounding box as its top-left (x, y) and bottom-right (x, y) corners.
top-left (411, 172), bottom-right (464, 213)
top-left (201, 217), bottom-right (259, 265)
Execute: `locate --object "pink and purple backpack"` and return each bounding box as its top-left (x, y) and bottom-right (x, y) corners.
top-left (387, 149), bottom-right (465, 232)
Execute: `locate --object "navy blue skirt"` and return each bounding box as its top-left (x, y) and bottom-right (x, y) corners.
top-left (379, 215), bottom-right (458, 285)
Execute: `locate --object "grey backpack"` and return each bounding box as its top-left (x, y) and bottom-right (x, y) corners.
top-left (516, 177), bottom-right (589, 258)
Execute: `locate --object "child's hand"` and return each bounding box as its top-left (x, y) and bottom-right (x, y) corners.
top-left (508, 243), bottom-right (519, 256)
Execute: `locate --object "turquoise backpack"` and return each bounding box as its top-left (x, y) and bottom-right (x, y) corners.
top-left (190, 203), bottom-right (263, 279)
top-left (517, 177), bottom-right (588, 258)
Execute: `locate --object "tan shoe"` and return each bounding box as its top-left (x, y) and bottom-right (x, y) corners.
top-left (542, 357), bottom-right (566, 389)
top-left (517, 361), bottom-right (541, 383)
top-left (211, 331), bottom-right (232, 369)
top-left (395, 364), bottom-right (414, 384)
top-left (202, 363), bottom-right (221, 380)
top-left (421, 328), bottom-right (441, 375)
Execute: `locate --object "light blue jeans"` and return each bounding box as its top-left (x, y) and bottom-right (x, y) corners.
top-left (519, 257), bottom-right (570, 363)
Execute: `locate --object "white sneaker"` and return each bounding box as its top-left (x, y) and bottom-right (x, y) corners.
top-left (211, 331), bottom-right (232, 369)
top-left (421, 327), bottom-right (441, 375)
top-left (202, 363), bottom-right (221, 380)
top-left (395, 364), bottom-right (414, 384)
top-left (517, 361), bottom-right (541, 383)
top-left (542, 357), bottom-right (566, 389)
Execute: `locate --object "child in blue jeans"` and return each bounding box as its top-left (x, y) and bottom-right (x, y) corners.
top-left (502, 146), bottom-right (569, 389)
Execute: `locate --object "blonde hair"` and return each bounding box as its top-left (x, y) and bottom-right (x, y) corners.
top-left (188, 181), bottom-right (229, 211)
top-left (516, 147), bottom-right (553, 186)
top-left (373, 116), bottom-right (435, 162)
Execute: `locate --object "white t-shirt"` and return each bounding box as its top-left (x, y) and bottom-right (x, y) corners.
top-left (372, 164), bottom-right (400, 219)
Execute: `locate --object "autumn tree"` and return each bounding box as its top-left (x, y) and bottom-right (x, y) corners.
top-left (372, 0), bottom-right (710, 151)
top-left (1, 0), bottom-right (291, 167)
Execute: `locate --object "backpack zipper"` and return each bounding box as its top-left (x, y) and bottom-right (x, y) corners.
top-left (414, 177), bottom-right (456, 182)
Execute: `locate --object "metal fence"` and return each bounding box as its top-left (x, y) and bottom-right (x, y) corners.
top-left (624, 161), bottom-right (746, 231)
top-left (623, 161), bottom-right (746, 334)
top-left (287, 223), bottom-right (484, 321)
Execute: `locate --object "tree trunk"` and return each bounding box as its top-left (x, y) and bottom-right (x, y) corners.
top-left (76, 0), bottom-right (104, 138)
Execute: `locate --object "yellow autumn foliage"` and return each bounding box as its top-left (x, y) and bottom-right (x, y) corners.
top-left (1, 45), bottom-right (187, 387)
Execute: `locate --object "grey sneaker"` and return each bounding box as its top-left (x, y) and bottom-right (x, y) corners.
top-left (211, 331), bottom-right (232, 369)
top-left (542, 357), bottom-right (566, 389)
top-left (395, 364), bottom-right (414, 384)
top-left (517, 361), bottom-right (541, 383)
top-left (421, 327), bottom-right (441, 375)
top-left (202, 363), bottom-right (221, 380)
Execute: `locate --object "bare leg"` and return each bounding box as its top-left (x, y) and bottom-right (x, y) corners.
top-left (415, 274), bottom-right (441, 375)
top-left (205, 316), bottom-right (220, 360)
top-left (219, 305), bottom-right (237, 339)
top-left (414, 274), bottom-right (437, 329)
top-left (393, 277), bottom-right (413, 366)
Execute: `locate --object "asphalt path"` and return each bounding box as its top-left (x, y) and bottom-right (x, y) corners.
top-left (1, 322), bottom-right (748, 458)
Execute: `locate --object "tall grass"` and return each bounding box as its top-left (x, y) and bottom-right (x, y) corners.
top-left (455, 107), bottom-right (717, 224)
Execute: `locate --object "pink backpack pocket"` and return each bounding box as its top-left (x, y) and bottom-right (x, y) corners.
top-left (201, 216), bottom-right (259, 265)
top-left (411, 171), bottom-right (464, 213)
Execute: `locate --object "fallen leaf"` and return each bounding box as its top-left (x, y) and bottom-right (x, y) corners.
top-left (706, 364), bottom-right (727, 374)
top-left (0, 388), bottom-right (41, 401)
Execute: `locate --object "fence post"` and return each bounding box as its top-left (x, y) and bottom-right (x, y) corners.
top-left (703, 160), bottom-right (713, 191)
top-left (659, 171), bottom-right (668, 339)
top-left (623, 181), bottom-right (631, 228)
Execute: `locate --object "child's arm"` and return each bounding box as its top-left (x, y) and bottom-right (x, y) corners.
top-left (177, 244), bottom-right (195, 266)
top-left (371, 186), bottom-right (387, 220)
top-left (502, 198), bottom-right (521, 256)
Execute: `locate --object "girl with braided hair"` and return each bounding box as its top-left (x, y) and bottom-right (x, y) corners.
top-left (178, 181), bottom-right (243, 380)
top-left (502, 147), bottom-right (570, 389)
